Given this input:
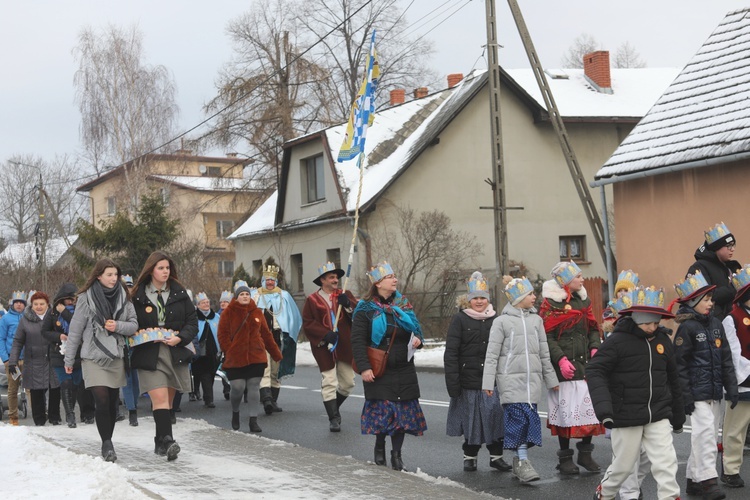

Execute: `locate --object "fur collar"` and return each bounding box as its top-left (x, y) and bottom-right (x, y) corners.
top-left (542, 279), bottom-right (588, 302)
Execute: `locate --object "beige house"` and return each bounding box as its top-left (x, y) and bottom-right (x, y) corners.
top-left (593, 8), bottom-right (750, 304)
top-left (77, 151), bottom-right (264, 279)
top-left (230, 55), bottom-right (678, 301)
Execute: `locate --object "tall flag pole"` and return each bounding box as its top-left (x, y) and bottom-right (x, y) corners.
top-left (332, 30), bottom-right (379, 336)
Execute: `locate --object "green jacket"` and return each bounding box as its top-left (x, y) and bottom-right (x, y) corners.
top-left (541, 280), bottom-right (601, 382)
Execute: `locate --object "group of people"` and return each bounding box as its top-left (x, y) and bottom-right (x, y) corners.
top-left (443, 222), bottom-right (748, 500)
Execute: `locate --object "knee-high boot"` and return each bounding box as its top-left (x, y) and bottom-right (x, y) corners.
top-left (60, 380), bottom-right (77, 428)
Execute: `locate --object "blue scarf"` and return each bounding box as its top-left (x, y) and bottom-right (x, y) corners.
top-left (353, 291), bottom-right (423, 347)
top-left (59, 305), bottom-right (75, 334)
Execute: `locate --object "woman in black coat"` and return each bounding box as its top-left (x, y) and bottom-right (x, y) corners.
top-left (351, 262), bottom-right (426, 471)
top-left (131, 251), bottom-right (198, 461)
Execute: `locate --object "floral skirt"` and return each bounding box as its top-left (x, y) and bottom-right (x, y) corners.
top-left (361, 399), bottom-right (427, 436)
top-left (547, 380), bottom-right (605, 438)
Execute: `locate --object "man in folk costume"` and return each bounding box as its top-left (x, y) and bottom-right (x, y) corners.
top-left (251, 264), bottom-right (302, 414)
top-left (720, 264), bottom-right (750, 489)
top-left (302, 262), bottom-right (357, 432)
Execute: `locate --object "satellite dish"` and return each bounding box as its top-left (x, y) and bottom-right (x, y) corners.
top-left (198, 164), bottom-right (207, 174)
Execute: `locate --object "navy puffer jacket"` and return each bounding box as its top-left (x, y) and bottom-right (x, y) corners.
top-left (444, 309), bottom-right (496, 397)
top-left (674, 305), bottom-right (738, 405)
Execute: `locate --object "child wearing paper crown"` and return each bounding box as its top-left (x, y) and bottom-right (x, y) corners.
top-left (587, 286), bottom-right (685, 500)
top-left (602, 270), bottom-right (639, 336)
top-left (539, 261), bottom-right (605, 475)
top-left (672, 271), bottom-right (738, 499)
top-left (718, 264), bottom-right (750, 488)
top-left (482, 276), bottom-right (558, 483)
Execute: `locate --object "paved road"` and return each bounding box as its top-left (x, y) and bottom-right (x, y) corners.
top-left (167, 365), bottom-right (749, 499)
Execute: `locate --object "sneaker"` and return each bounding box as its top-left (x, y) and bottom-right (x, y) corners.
top-left (513, 458), bottom-right (540, 483)
top-left (720, 473), bottom-right (745, 488)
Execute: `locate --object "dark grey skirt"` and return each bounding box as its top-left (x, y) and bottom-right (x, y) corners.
top-left (82, 358), bottom-right (126, 389)
top-left (137, 343), bottom-right (191, 393)
top-left (446, 388), bottom-right (504, 445)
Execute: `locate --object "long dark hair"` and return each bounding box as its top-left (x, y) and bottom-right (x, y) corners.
top-left (132, 251), bottom-right (182, 296)
top-left (79, 258), bottom-right (128, 295)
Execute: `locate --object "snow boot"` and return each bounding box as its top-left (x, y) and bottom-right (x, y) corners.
top-left (576, 442), bottom-right (601, 472)
top-left (699, 478), bottom-right (726, 500)
top-left (102, 440), bottom-right (117, 463)
top-left (557, 448), bottom-right (580, 475)
top-left (231, 411), bottom-right (240, 431)
top-left (323, 399), bottom-right (340, 432)
top-left (374, 444), bottom-right (386, 466)
top-left (390, 450), bottom-right (406, 471)
top-left (160, 435), bottom-right (180, 461)
top-left (249, 416), bottom-right (262, 433)
top-left (463, 455), bottom-right (478, 471)
top-left (260, 388), bottom-right (275, 415)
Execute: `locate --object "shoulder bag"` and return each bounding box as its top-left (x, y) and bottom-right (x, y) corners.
top-left (352, 325), bottom-right (397, 378)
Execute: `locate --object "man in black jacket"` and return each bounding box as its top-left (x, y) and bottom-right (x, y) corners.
top-left (588, 287), bottom-right (685, 500)
top-left (687, 222), bottom-right (741, 320)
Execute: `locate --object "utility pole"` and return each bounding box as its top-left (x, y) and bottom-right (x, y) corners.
top-left (36, 173), bottom-right (48, 292)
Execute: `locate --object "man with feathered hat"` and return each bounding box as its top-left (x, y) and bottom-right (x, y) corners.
top-left (302, 262), bottom-right (358, 432)
top-left (251, 264), bottom-right (302, 414)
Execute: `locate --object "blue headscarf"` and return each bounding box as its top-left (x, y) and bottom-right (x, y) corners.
top-left (59, 305), bottom-right (75, 334)
top-left (353, 291), bottom-right (423, 346)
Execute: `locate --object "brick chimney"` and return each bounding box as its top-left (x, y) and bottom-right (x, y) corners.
top-left (583, 51), bottom-right (612, 94)
top-left (413, 87), bottom-right (428, 99)
top-left (390, 89), bottom-right (405, 106)
top-left (447, 73), bottom-right (464, 88)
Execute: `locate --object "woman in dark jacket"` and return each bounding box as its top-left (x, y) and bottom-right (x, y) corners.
top-left (131, 251), bottom-right (198, 462)
top-left (9, 292), bottom-right (61, 426)
top-left (351, 261), bottom-right (426, 471)
top-left (192, 292), bottom-right (221, 408)
top-left (42, 283), bottom-right (84, 428)
top-left (444, 271), bottom-right (508, 472)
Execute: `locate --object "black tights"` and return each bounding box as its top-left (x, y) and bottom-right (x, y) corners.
top-left (90, 386), bottom-right (119, 442)
top-left (558, 435), bottom-right (592, 450)
top-left (376, 432), bottom-right (405, 452)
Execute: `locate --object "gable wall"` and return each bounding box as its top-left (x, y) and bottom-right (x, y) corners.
top-left (282, 140), bottom-right (342, 222)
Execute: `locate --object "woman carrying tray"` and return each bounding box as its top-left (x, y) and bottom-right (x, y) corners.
top-left (131, 251), bottom-right (198, 461)
top-left (64, 258), bottom-right (138, 462)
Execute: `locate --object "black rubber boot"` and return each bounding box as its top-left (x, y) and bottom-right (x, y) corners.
top-left (128, 410), bottom-right (138, 427)
top-left (556, 449), bottom-right (580, 475)
top-left (249, 416), bottom-right (262, 432)
top-left (334, 392), bottom-right (347, 427)
top-left (60, 381), bottom-right (77, 429)
top-left (390, 450), bottom-right (406, 471)
top-left (232, 411), bottom-right (240, 431)
top-left (323, 399), bottom-right (340, 432)
top-left (260, 388), bottom-right (275, 415)
top-left (374, 444), bottom-right (387, 466)
top-left (576, 442), bottom-right (601, 472)
top-left (270, 387), bottom-right (283, 412)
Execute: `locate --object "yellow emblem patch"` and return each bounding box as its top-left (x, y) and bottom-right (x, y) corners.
top-left (56, 321), bottom-right (61, 327)
top-left (715, 338), bottom-right (721, 348)
top-left (255, 317), bottom-right (260, 323)
top-left (564, 304), bottom-right (572, 311)
top-left (145, 306), bottom-right (153, 313)
top-left (675, 336), bottom-right (684, 346)
top-left (656, 344), bottom-right (664, 354)
top-left (744, 317), bottom-right (750, 326)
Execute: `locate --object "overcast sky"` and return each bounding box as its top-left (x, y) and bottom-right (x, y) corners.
top-left (0, 0), bottom-right (744, 165)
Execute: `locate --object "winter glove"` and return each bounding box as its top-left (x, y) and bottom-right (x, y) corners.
top-left (7, 365), bottom-right (18, 380)
top-left (318, 331), bottom-right (338, 348)
top-left (590, 348), bottom-right (598, 358)
top-left (602, 418), bottom-right (614, 429)
top-left (558, 357), bottom-right (576, 380)
top-left (685, 402), bottom-right (695, 416)
top-left (730, 392), bottom-right (739, 410)
top-left (337, 293), bottom-right (351, 309)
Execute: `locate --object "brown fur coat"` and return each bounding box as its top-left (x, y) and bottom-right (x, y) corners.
top-left (218, 298), bottom-right (282, 369)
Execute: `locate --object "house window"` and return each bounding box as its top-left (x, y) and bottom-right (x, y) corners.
top-left (218, 260), bottom-right (235, 278)
top-left (207, 166), bottom-right (221, 177)
top-left (559, 235), bottom-right (586, 262)
top-left (302, 155), bottom-right (325, 203)
top-left (290, 254), bottom-right (304, 292)
top-left (326, 248), bottom-right (341, 269)
top-left (106, 196), bottom-right (116, 216)
top-left (216, 220), bottom-right (235, 238)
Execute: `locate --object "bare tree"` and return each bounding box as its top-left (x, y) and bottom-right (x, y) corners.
top-left (204, 0), bottom-right (332, 181)
top-left (298, 0), bottom-right (437, 120)
top-left (73, 24), bottom-right (179, 202)
top-left (561, 33), bottom-right (601, 68)
top-left (0, 155), bottom-right (42, 243)
top-left (614, 41), bottom-right (646, 68)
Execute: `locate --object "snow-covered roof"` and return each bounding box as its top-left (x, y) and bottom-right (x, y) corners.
top-left (149, 174), bottom-right (264, 192)
top-left (0, 235), bottom-right (78, 268)
top-left (595, 9), bottom-right (750, 182)
top-left (232, 64), bottom-right (676, 239)
top-left (229, 191), bottom-right (277, 239)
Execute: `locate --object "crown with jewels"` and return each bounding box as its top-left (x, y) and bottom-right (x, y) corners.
top-left (705, 222), bottom-right (732, 246)
top-left (552, 261), bottom-right (582, 287)
top-left (195, 292), bottom-right (209, 303)
top-left (609, 291), bottom-right (633, 314)
top-left (262, 265), bottom-right (280, 282)
top-left (121, 275), bottom-right (134, 287)
top-left (367, 261), bottom-right (395, 283)
top-left (504, 277), bottom-right (534, 305)
top-left (317, 262), bottom-right (338, 277)
top-left (11, 291), bottom-right (27, 303)
top-left (219, 290), bottom-right (232, 303)
top-left (674, 271), bottom-right (711, 299)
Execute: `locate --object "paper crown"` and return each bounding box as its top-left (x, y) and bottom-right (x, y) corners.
top-left (615, 269), bottom-right (640, 293)
top-left (11, 291), bottom-right (27, 304)
top-left (121, 275), bottom-right (134, 286)
top-left (367, 261), bottom-right (395, 283)
top-left (234, 280), bottom-right (249, 291)
top-left (195, 292), bottom-right (209, 303)
top-left (620, 286), bottom-right (674, 318)
top-left (314, 261), bottom-right (345, 286)
top-left (552, 261), bottom-right (582, 287)
top-left (219, 290), bottom-right (232, 303)
top-left (504, 277), bottom-right (534, 305)
top-left (609, 291), bottom-right (633, 315)
top-left (27, 290), bottom-right (37, 302)
top-left (674, 271), bottom-right (715, 302)
top-left (705, 222), bottom-right (733, 246)
top-left (467, 271), bottom-right (489, 299)
top-left (262, 265), bottom-right (280, 281)
top-left (731, 264), bottom-right (750, 302)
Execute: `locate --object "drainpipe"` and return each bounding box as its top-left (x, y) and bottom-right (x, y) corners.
top-left (356, 228), bottom-right (372, 269)
top-left (600, 187), bottom-right (614, 299)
